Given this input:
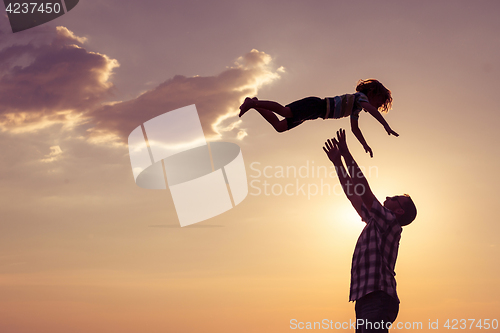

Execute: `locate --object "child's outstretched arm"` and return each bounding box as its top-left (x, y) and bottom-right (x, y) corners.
top-left (350, 117), bottom-right (373, 158)
top-left (359, 102), bottom-right (399, 137)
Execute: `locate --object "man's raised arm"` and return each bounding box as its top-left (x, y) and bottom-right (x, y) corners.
top-left (323, 136), bottom-right (364, 217)
top-left (334, 129), bottom-right (376, 210)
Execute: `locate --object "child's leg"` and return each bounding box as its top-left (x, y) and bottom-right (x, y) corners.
top-left (253, 100), bottom-right (293, 118)
top-left (239, 97), bottom-right (293, 118)
top-left (254, 107), bottom-right (289, 132)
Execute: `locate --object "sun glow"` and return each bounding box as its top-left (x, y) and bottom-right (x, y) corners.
top-left (336, 203), bottom-right (365, 231)
top-left (320, 201), bottom-right (365, 239)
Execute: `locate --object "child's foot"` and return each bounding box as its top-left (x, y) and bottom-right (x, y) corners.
top-left (239, 97), bottom-right (256, 117)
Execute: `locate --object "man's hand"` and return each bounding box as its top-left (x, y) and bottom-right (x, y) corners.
top-left (323, 138), bottom-right (342, 164)
top-left (385, 126), bottom-right (399, 137)
top-left (335, 128), bottom-right (350, 156)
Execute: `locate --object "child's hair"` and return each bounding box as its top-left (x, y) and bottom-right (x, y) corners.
top-left (355, 79), bottom-right (392, 112)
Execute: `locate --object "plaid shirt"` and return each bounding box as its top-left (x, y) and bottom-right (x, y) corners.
top-left (349, 199), bottom-right (402, 302)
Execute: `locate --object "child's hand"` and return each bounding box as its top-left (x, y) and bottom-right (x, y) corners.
top-left (323, 138), bottom-right (342, 163)
top-left (385, 127), bottom-right (399, 137)
top-left (363, 144), bottom-right (373, 158)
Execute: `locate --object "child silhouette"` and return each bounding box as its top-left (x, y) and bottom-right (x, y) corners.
top-left (239, 79), bottom-right (398, 157)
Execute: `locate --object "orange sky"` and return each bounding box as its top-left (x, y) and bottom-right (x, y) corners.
top-left (0, 1), bottom-right (499, 332)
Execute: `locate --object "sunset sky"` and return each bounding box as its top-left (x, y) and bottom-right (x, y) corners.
top-left (0, 1), bottom-right (499, 332)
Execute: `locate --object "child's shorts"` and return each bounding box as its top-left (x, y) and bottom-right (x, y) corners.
top-left (285, 97), bottom-right (326, 130)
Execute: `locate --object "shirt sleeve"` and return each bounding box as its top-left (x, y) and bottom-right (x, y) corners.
top-left (369, 199), bottom-right (398, 232)
top-left (359, 202), bottom-right (371, 222)
top-left (350, 93), bottom-right (368, 119)
top-left (356, 92), bottom-right (369, 104)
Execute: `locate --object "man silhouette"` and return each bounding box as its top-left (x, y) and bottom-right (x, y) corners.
top-left (323, 129), bottom-right (417, 333)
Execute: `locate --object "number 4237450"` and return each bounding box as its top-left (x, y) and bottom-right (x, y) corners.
top-left (443, 319), bottom-right (498, 330)
top-left (5, 2), bottom-right (62, 14)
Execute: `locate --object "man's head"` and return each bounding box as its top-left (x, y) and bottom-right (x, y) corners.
top-left (384, 194), bottom-right (417, 226)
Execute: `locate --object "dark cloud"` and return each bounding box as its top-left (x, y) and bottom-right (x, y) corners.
top-left (0, 26), bottom-right (118, 132)
top-left (88, 49), bottom-right (283, 143)
top-left (0, 24), bottom-right (282, 143)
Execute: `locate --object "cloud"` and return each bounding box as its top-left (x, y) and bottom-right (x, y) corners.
top-left (88, 49), bottom-right (283, 143)
top-left (0, 26), bottom-right (119, 133)
top-left (41, 145), bottom-right (63, 163)
top-left (0, 24), bottom-right (282, 144)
